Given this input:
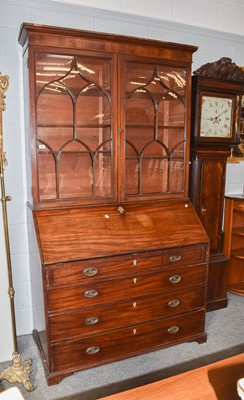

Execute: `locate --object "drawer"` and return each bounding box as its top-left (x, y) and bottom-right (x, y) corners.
top-left (49, 285), bottom-right (205, 342)
top-left (48, 251), bottom-right (162, 286)
top-left (51, 309), bottom-right (205, 372)
top-left (163, 245), bottom-right (208, 267)
top-left (47, 264), bottom-right (207, 312)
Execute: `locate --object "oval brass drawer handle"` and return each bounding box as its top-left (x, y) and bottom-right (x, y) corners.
top-left (168, 298), bottom-right (180, 308)
top-left (169, 255), bottom-right (181, 263)
top-left (85, 316), bottom-right (99, 325)
top-left (169, 274), bottom-right (181, 284)
top-left (86, 346), bottom-right (100, 355)
top-left (84, 289), bottom-right (99, 298)
top-left (83, 267), bottom-right (98, 277)
top-left (167, 325), bottom-right (180, 334)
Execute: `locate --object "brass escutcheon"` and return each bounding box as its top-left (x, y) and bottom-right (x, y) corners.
top-left (83, 266), bottom-right (98, 276)
top-left (167, 325), bottom-right (180, 334)
top-left (169, 255), bottom-right (181, 263)
top-left (85, 316), bottom-right (99, 325)
top-left (168, 298), bottom-right (180, 308)
top-left (84, 289), bottom-right (98, 298)
top-left (86, 346), bottom-right (100, 354)
top-left (169, 274), bottom-right (181, 284)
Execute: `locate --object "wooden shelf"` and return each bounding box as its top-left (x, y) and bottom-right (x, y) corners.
top-left (232, 227), bottom-right (244, 236)
top-left (231, 248), bottom-right (244, 259)
top-left (228, 281), bottom-right (244, 296)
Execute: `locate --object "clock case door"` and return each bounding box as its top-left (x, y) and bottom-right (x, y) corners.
top-left (190, 70), bottom-right (244, 311)
top-left (189, 150), bottom-right (229, 311)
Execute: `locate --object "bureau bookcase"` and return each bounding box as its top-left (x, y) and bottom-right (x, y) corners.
top-left (19, 23), bottom-right (209, 385)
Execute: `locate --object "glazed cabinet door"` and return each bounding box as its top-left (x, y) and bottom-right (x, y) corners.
top-left (119, 56), bottom-right (190, 202)
top-left (31, 50), bottom-right (118, 207)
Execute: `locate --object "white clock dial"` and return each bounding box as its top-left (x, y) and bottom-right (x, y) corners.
top-left (200, 96), bottom-right (233, 138)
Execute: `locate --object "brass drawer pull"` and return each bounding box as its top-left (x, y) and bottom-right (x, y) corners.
top-left (85, 316), bottom-right (99, 325)
top-left (83, 267), bottom-right (98, 277)
top-left (169, 274), bottom-right (181, 284)
top-left (84, 289), bottom-right (98, 298)
top-left (168, 298), bottom-right (180, 308)
top-left (167, 325), bottom-right (180, 334)
top-left (86, 346), bottom-right (100, 355)
top-left (169, 255), bottom-right (181, 263)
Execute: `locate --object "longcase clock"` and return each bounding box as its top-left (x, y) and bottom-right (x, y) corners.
top-left (189, 57), bottom-right (244, 311)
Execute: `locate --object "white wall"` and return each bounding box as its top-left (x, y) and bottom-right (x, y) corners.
top-left (225, 161), bottom-right (244, 194)
top-left (0, 0), bottom-right (244, 361)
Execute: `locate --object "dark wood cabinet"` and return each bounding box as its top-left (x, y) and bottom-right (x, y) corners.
top-left (19, 23), bottom-right (209, 386)
top-left (189, 60), bottom-right (244, 311)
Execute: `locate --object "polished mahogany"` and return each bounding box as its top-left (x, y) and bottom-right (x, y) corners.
top-left (19, 23), bottom-right (209, 386)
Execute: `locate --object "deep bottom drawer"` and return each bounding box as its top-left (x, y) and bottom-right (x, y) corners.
top-left (51, 309), bottom-right (205, 372)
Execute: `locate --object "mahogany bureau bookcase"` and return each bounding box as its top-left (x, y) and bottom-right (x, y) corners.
top-left (18, 23), bottom-right (209, 385)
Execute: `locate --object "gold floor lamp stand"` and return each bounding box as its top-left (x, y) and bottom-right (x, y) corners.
top-left (0, 72), bottom-right (34, 391)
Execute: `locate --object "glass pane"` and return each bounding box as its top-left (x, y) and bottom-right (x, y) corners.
top-left (60, 67), bottom-right (87, 95)
top-left (58, 141), bottom-right (92, 198)
top-left (35, 52), bottom-right (113, 203)
top-left (37, 147), bottom-right (56, 201)
top-left (37, 128), bottom-right (73, 152)
top-left (125, 62), bottom-right (155, 93)
top-left (169, 160), bottom-right (184, 192)
top-left (35, 54), bottom-right (73, 95)
top-left (158, 98), bottom-right (185, 127)
top-left (143, 141), bottom-right (168, 157)
top-left (37, 83), bottom-right (73, 126)
top-left (94, 153), bottom-right (112, 197)
top-left (125, 142), bottom-right (139, 195)
top-left (158, 127), bottom-right (184, 155)
top-left (141, 159), bottom-right (168, 193)
top-left (126, 94), bottom-right (154, 126)
top-left (158, 66), bottom-right (186, 96)
top-left (170, 136), bottom-right (185, 159)
top-left (124, 60), bottom-right (186, 197)
top-left (76, 85), bottom-right (111, 126)
top-left (126, 127), bottom-right (154, 154)
top-left (141, 142), bottom-right (168, 194)
top-left (76, 56), bottom-right (111, 90)
top-left (76, 127), bottom-right (111, 151)
top-left (125, 159), bottom-right (139, 195)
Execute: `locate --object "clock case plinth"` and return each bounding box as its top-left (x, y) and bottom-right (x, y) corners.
top-left (189, 58), bottom-right (244, 311)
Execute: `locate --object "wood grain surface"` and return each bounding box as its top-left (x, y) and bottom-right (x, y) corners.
top-left (100, 353), bottom-right (244, 400)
